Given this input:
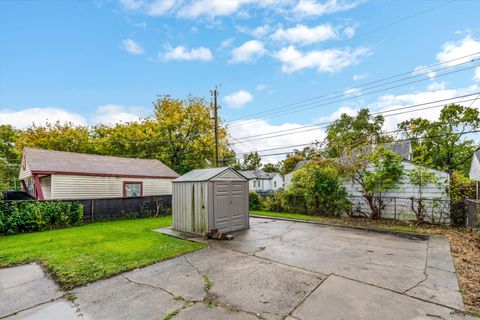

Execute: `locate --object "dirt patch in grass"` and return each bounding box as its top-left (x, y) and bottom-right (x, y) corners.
top-left (251, 211), bottom-right (480, 315)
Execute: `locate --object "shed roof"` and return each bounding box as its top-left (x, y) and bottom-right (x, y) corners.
top-left (174, 167), bottom-right (246, 182)
top-left (22, 147), bottom-right (179, 179)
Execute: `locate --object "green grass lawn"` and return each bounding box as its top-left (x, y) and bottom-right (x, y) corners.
top-left (0, 216), bottom-right (206, 289)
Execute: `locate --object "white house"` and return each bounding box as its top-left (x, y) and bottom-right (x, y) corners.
top-left (469, 150), bottom-right (480, 199)
top-left (283, 141), bottom-right (450, 220)
top-left (19, 148), bottom-right (179, 200)
top-left (239, 170), bottom-right (284, 193)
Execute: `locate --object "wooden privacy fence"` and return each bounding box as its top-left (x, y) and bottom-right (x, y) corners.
top-left (77, 195), bottom-right (172, 222)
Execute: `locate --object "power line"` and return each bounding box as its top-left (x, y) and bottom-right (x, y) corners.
top-left (232, 94), bottom-right (479, 143)
top-left (232, 93), bottom-right (480, 141)
top-left (227, 52), bottom-right (479, 125)
top-left (228, 62), bottom-right (480, 129)
top-left (233, 129), bottom-right (480, 159)
top-left (270, 0), bottom-right (455, 66)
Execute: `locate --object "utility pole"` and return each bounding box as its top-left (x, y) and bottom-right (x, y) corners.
top-left (211, 86), bottom-right (220, 167)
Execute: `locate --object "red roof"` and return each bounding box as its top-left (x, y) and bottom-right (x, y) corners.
top-left (23, 148), bottom-right (179, 179)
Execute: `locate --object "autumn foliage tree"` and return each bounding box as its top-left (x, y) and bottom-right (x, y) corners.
top-left (7, 95), bottom-right (235, 176)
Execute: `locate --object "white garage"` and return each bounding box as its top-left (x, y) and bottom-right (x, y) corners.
top-left (172, 167), bottom-right (249, 235)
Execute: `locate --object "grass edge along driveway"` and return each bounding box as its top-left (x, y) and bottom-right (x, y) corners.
top-left (0, 216), bottom-right (206, 290)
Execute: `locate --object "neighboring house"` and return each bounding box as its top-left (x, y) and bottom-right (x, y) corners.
top-left (469, 150), bottom-right (480, 199)
top-left (284, 160), bottom-right (308, 188)
top-left (19, 148), bottom-right (179, 200)
top-left (239, 170), bottom-right (284, 193)
top-left (285, 141), bottom-right (413, 189)
top-left (283, 141), bottom-right (449, 219)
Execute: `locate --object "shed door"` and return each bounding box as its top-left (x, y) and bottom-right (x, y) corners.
top-left (213, 181), bottom-right (246, 232)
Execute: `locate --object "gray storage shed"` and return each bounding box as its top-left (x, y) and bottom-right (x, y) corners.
top-left (172, 167), bottom-right (249, 235)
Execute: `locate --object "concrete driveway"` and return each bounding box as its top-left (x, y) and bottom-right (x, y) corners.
top-left (1, 217), bottom-right (473, 320)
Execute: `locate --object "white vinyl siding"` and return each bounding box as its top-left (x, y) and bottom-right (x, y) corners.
top-left (39, 176), bottom-right (52, 200)
top-left (469, 156), bottom-right (480, 181)
top-left (18, 159), bottom-right (32, 180)
top-left (50, 174), bottom-right (173, 199)
top-left (343, 161), bottom-right (449, 200)
top-left (343, 161), bottom-right (449, 221)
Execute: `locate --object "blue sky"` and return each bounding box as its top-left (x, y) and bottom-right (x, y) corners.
top-left (1, 0), bottom-right (479, 161)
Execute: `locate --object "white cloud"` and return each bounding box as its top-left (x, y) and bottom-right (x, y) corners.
top-left (256, 84), bottom-right (268, 91)
top-left (219, 38), bottom-right (235, 50)
top-left (229, 119), bottom-right (325, 162)
top-left (224, 90), bottom-right (253, 108)
top-left (352, 73), bottom-right (368, 81)
top-left (369, 84), bottom-right (480, 131)
top-left (121, 38), bottom-right (144, 55)
top-left (92, 104), bottom-right (146, 125)
top-left (120, 0), bottom-right (144, 10)
top-left (294, 0), bottom-right (365, 17)
top-left (271, 24), bottom-right (338, 45)
top-left (146, 0), bottom-right (177, 16)
top-left (162, 45), bottom-right (213, 61)
top-left (343, 87), bottom-right (362, 96)
top-left (436, 35), bottom-right (480, 66)
top-left (230, 40), bottom-right (266, 63)
top-left (275, 45), bottom-right (371, 74)
top-left (120, 0), bottom-right (180, 17)
top-left (120, 0), bottom-right (177, 15)
top-left (236, 24), bottom-right (271, 38)
top-left (1, 105), bottom-right (148, 128)
top-left (474, 66), bottom-right (480, 82)
top-left (343, 26), bottom-right (355, 39)
top-left (178, 0), bottom-right (245, 18)
top-left (0, 108), bottom-right (87, 128)
top-left (426, 82), bottom-right (446, 91)
top-left (315, 106), bottom-right (358, 123)
top-left (413, 65), bottom-right (436, 79)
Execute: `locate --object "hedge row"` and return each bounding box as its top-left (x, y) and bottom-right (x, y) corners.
top-left (0, 200), bottom-right (84, 235)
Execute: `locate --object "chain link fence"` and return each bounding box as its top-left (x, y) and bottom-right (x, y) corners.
top-left (255, 193), bottom-right (478, 228)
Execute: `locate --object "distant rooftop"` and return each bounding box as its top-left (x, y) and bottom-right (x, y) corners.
top-left (238, 170), bottom-right (278, 180)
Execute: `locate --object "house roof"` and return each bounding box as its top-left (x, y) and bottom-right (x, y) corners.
top-left (293, 160), bottom-right (308, 172)
top-left (174, 167), bottom-right (246, 182)
top-left (22, 148), bottom-right (179, 179)
top-left (475, 150), bottom-right (480, 163)
top-left (238, 170), bottom-right (277, 180)
top-left (383, 140), bottom-right (412, 160)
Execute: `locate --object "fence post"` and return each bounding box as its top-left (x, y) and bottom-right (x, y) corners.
top-left (393, 198), bottom-right (397, 221)
top-left (91, 199), bottom-right (94, 222)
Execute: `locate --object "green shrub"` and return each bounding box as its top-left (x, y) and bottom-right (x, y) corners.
top-left (0, 200), bottom-right (84, 235)
top-left (449, 171), bottom-right (476, 201)
top-left (249, 192), bottom-right (262, 210)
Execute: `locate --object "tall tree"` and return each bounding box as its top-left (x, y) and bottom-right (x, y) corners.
top-left (341, 146), bottom-right (404, 219)
top-left (325, 109), bottom-right (388, 158)
top-left (16, 121), bottom-right (94, 154)
top-left (13, 95), bottom-right (235, 175)
top-left (0, 125), bottom-right (21, 190)
top-left (237, 152), bottom-right (262, 170)
top-left (262, 162), bottom-right (280, 173)
top-left (398, 104), bottom-right (480, 176)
